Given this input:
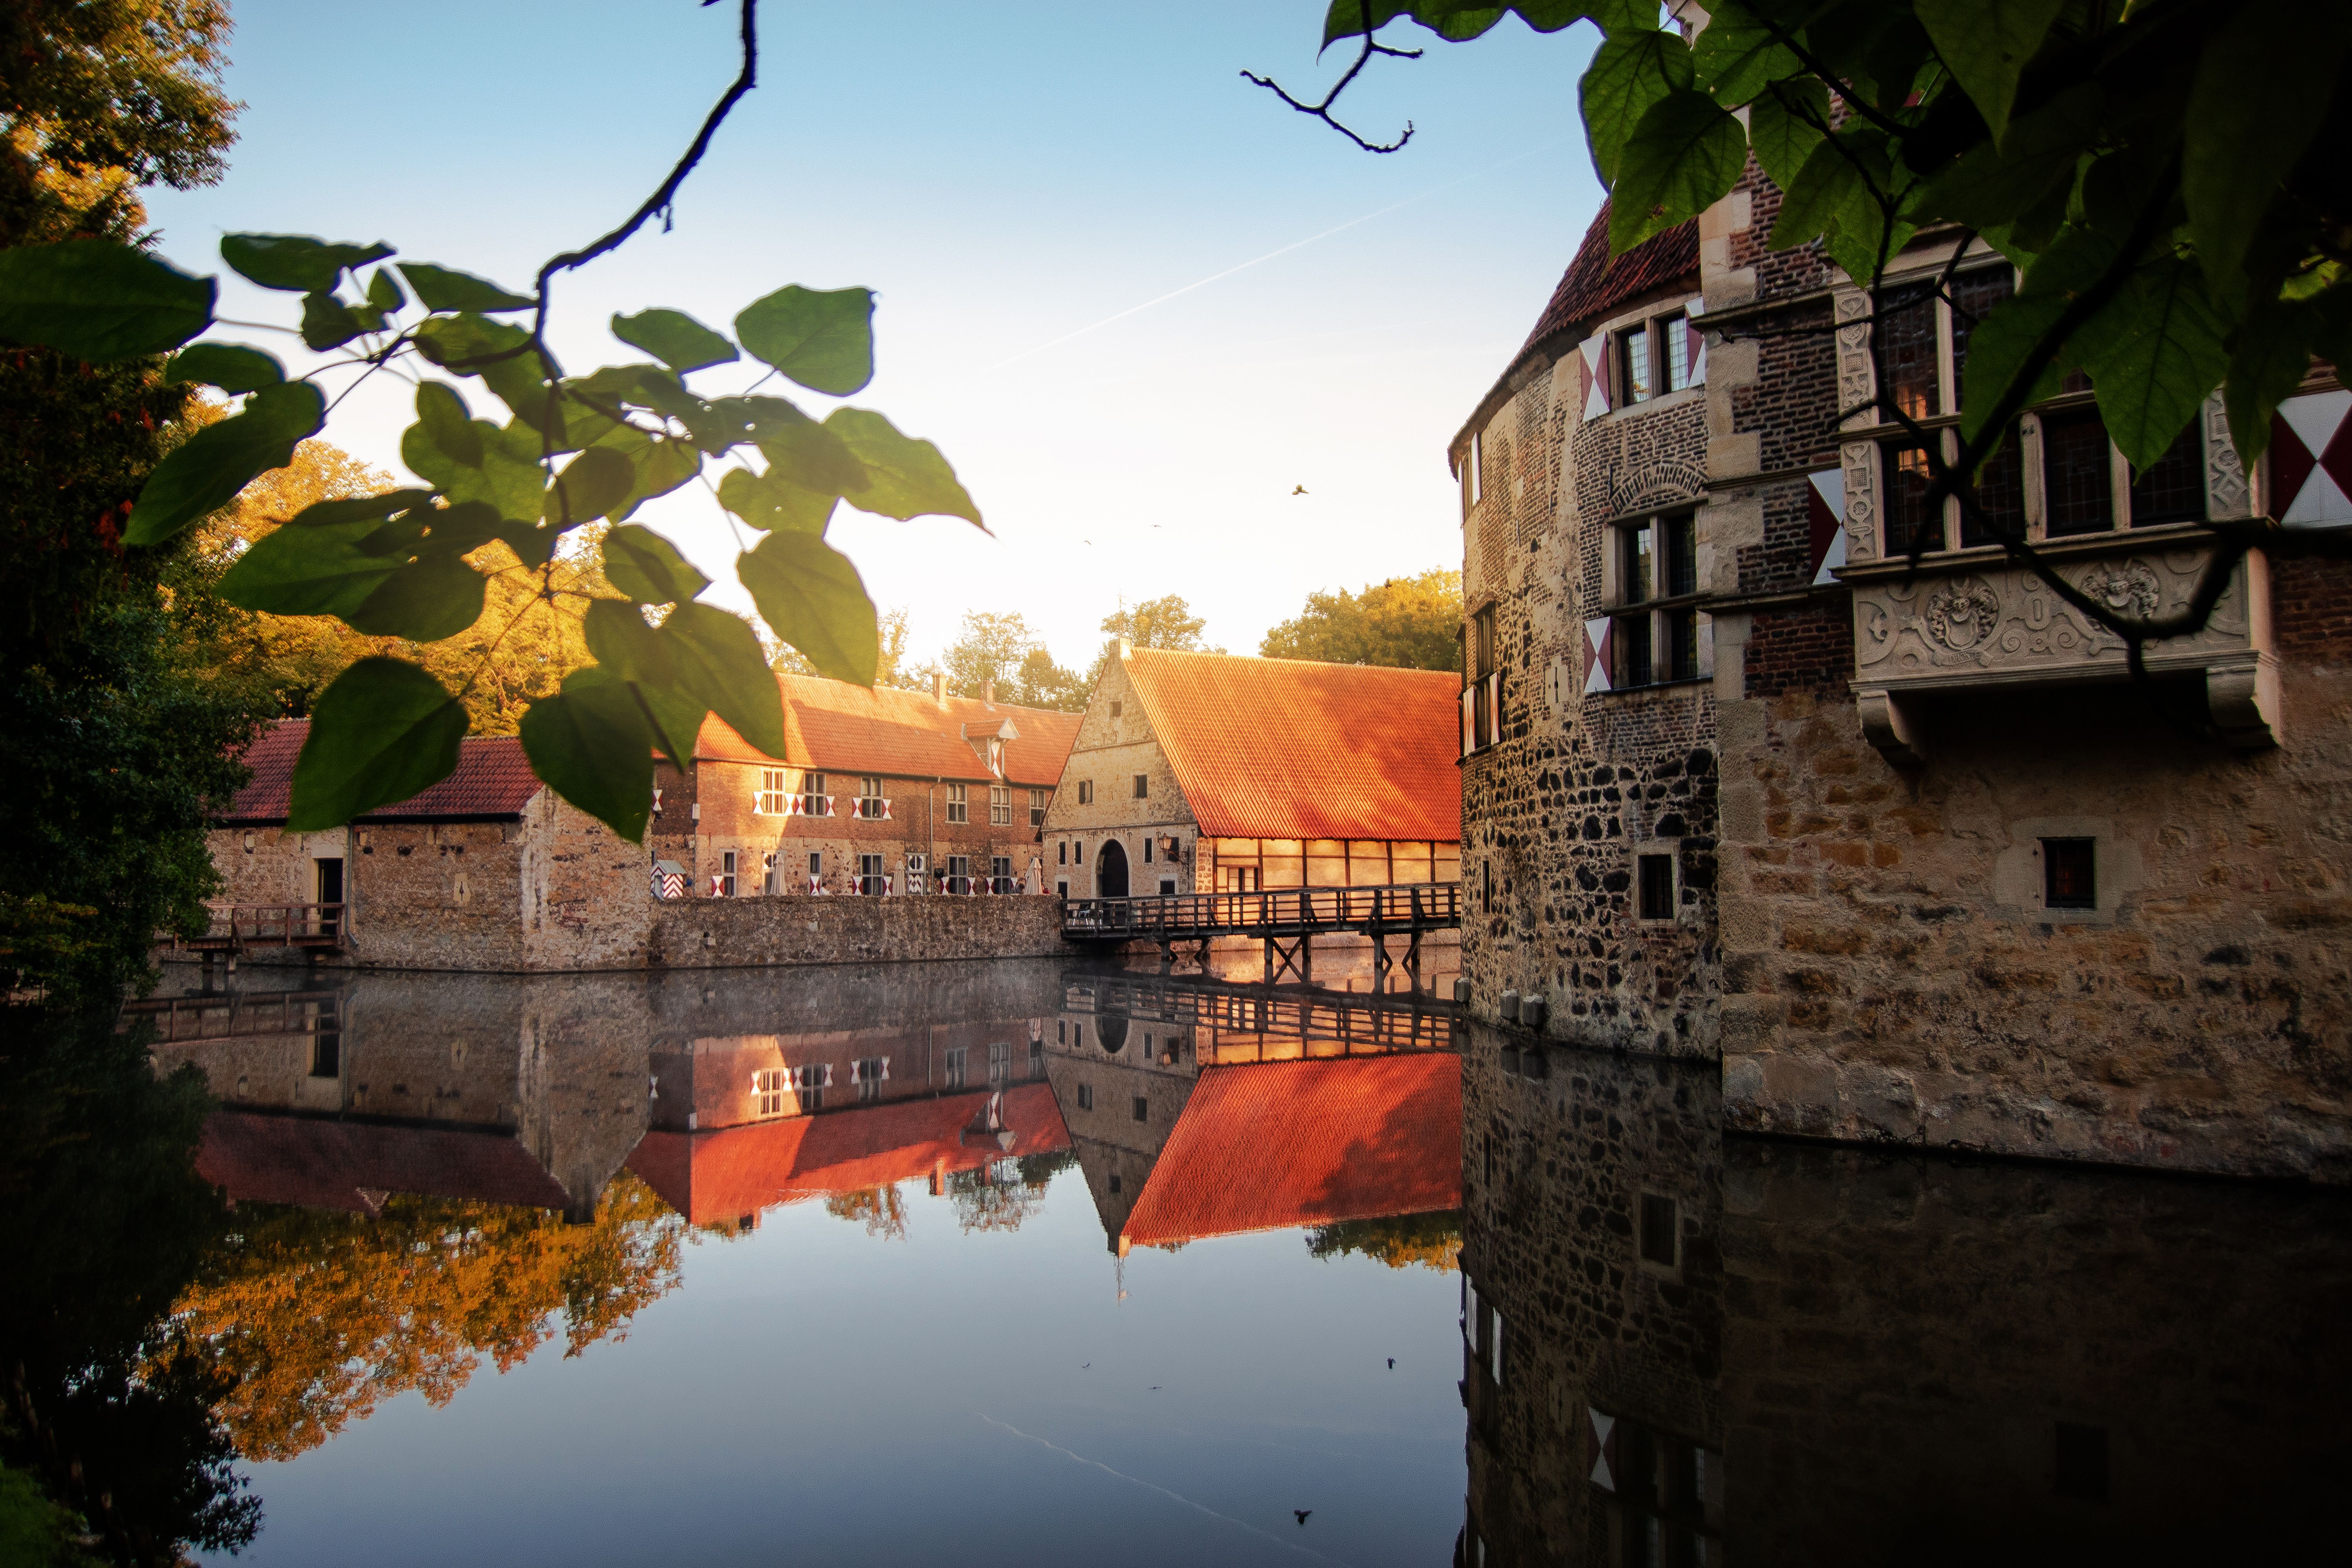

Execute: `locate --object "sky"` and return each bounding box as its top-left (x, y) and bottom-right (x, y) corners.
top-left (144, 0), bottom-right (1605, 673)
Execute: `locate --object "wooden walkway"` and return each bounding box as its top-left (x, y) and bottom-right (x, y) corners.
top-left (123, 987), bottom-right (345, 1044)
top-left (162, 902), bottom-right (347, 976)
top-left (1062, 969), bottom-right (1459, 1059)
top-left (1061, 882), bottom-right (1460, 984)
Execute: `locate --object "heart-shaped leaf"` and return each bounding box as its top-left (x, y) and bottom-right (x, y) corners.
top-left (612, 308), bottom-right (739, 373)
top-left (824, 408), bottom-right (982, 526)
top-left (718, 466), bottom-right (837, 534)
top-left (222, 234), bottom-right (393, 294)
top-left (287, 658), bottom-right (467, 831)
top-left (661, 601), bottom-right (787, 757)
top-left (0, 239), bottom-right (215, 361)
top-left (543, 445), bottom-right (636, 525)
top-left (739, 528), bottom-right (879, 686)
top-left (399, 261), bottom-right (534, 313)
top-left (735, 285), bottom-right (875, 395)
top-left (164, 343), bottom-right (283, 394)
top-left (126, 381), bottom-right (326, 547)
top-left (519, 667), bottom-right (656, 842)
top-left (415, 381), bottom-right (484, 468)
top-left (603, 523), bottom-right (710, 604)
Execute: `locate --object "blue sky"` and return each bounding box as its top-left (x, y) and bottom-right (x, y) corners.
top-left (145, 1), bottom-right (1604, 670)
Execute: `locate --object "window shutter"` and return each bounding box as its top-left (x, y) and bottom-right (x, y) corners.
top-left (1579, 334), bottom-right (1610, 421)
top-left (1583, 618), bottom-right (1613, 694)
top-left (1460, 686), bottom-right (1477, 757)
top-left (1686, 297), bottom-right (1708, 384)
top-left (1485, 671), bottom-right (1501, 740)
top-left (1806, 468), bottom-right (1849, 584)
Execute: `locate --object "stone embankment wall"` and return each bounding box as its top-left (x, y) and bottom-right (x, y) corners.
top-left (645, 895), bottom-right (1074, 970)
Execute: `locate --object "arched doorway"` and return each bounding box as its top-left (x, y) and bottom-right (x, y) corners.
top-left (1097, 839), bottom-right (1129, 898)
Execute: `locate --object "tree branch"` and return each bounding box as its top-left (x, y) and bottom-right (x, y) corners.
top-left (1240, 1), bottom-right (1419, 154)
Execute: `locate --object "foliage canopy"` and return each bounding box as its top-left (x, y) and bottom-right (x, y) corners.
top-left (1259, 567), bottom-right (1463, 670)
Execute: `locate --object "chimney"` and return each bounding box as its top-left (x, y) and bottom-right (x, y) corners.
top-left (933, 670), bottom-right (946, 704)
top-left (983, 678), bottom-right (995, 706)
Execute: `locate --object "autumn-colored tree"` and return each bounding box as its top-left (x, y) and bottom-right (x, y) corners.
top-left (1101, 594), bottom-right (1212, 653)
top-left (1305, 1210), bottom-right (1462, 1273)
top-left (1012, 645), bottom-right (1086, 712)
top-left (1259, 568), bottom-right (1463, 671)
top-left (771, 605), bottom-right (916, 691)
top-left (171, 1173), bottom-right (683, 1462)
top-left (825, 1183), bottom-right (908, 1240)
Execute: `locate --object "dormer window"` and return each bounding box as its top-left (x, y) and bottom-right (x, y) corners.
top-left (1618, 312), bottom-right (1695, 407)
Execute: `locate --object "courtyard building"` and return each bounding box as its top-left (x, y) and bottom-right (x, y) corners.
top-left (1042, 639), bottom-right (1462, 902)
top-left (1452, 79), bottom-right (2350, 1179)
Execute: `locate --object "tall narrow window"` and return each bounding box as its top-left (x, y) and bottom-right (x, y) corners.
top-left (1077, 780), bottom-right (1093, 805)
top-left (1614, 612), bottom-right (1654, 689)
top-left (1030, 788), bottom-right (1050, 827)
top-left (1962, 424), bottom-right (2028, 546)
top-left (2042, 838), bottom-right (2096, 910)
top-left (1623, 517), bottom-right (1655, 603)
top-left (946, 783), bottom-right (969, 824)
top-left (1664, 514), bottom-right (1696, 597)
top-left (719, 850), bottom-right (737, 897)
top-left (856, 776), bottom-right (885, 818)
top-left (992, 855), bottom-right (1012, 892)
top-left (1132, 773), bottom-right (1149, 800)
top-left (1612, 513), bottom-right (1697, 689)
top-left (1663, 610), bottom-right (1698, 682)
top-left (1637, 854), bottom-right (1675, 920)
top-left (1468, 430), bottom-right (1483, 506)
top-left (989, 784), bottom-right (1012, 825)
top-left (2042, 411), bottom-right (2114, 536)
top-left (756, 768), bottom-right (789, 815)
top-left (1880, 288), bottom-right (1940, 418)
top-left (1884, 444), bottom-right (1942, 554)
top-left (1659, 314), bottom-right (1692, 393)
top-left (858, 853), bottom-right (883, 894)
top-left (2129, 419), bottom-right (2205, 526)
top-left (1621, 322), bottom-right (1653, 404)
top-left (1638, 1192), bottom-right (1679, 1265)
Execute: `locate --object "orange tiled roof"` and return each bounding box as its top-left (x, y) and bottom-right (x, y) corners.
top-left (625, 1082), bottom-right (1070, 1226)
top-left (695, 673), bottom-right (1081, 788)
top-left (1118, 1053), bottom-right (1460, 1249)
top-left (1120, 648), bottom-right (1461, 842)
top-left (196, 1109), bottom-right (573, 1213)
top-left (218, 720), bottom-right (544, 825)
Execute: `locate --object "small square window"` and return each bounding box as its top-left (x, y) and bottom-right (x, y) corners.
top-left (1159, 878), bottom-right (1176, 896)
top-left (1078, 780), bottom-right (1093, 805)
top-left (1132, 1096), bottom-right (1148, 1123)
top-left (1639, 1192), bottom-right (1678, 1266)
top-left (808, 851), bottom-right (821, 877)
top-left (1108, 1172), bottom-right (1121, 1194)
top-left (2042, 838), bottom-right (2096, 909)
top-left (1133, 773), bottom-right (1149, 800)
top-left (1110, 700), bottom-right (1123, 718)
top-left (1638, 854), bottom-right (1675, 920)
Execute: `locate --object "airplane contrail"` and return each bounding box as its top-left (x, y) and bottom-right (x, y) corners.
top-left (984, 136), bottom-right (1574, 373)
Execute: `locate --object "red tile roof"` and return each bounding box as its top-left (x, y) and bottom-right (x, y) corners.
top-left (625, 1082), bottom-right (1070, 1226)
top-left (694, 673), bottom-right (1082, 788)
top-left (1118, 1052), bottom-right (1460, 1249)
top-left (1518, 202), bottom-right (1700, 363)
top-left (218, 720), bottom-right (544, 824)
top-left (1120, 648), bottom-right (1461, 842)
top-left (196, 1110), bottom-right (573, 1213)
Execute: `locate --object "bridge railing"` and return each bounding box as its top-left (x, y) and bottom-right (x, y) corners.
top-left (171, 903), bottom-right (349, 947)
top-left (123, 988), bottom-right (345, 1042)
top-left (1062, 882), bottom-right (1459, 936)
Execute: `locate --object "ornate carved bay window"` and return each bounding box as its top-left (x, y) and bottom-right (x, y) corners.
top-left (1828, 245), bottom-right (2284, 763)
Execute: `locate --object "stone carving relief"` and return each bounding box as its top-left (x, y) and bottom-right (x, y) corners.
top-left (2203, 390), bottom-right (2251, 520)
top-left (1854, 548), bottom-right (2253, 683)
top-left (1833, 291), bottom-right (1874, 433)
top-left (1840, 439), bottom-right (1878, 560)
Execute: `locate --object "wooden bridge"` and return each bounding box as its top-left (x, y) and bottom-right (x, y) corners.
top-left (1061, 882), bottom-right (1461, 984)
top-left (122, 987), bottom-right (345, 1044)
top-left (162, 902), bottom-right (347, 975)
top-left (1061, 968), bottom-right (1460, 1061)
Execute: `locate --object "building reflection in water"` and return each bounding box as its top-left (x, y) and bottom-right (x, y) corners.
top-left (1455, 1023), bottom-right (2352, 1566)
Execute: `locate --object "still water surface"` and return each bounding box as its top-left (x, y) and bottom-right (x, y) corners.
top-left (15, 953), bottom-right (2344, 1564)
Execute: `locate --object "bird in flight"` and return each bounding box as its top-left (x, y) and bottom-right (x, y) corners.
top-left (1292, 485), bottom-right (1308, 495)
top-left (1294, 1511), bottom-right (1312, 1526)
top-left (1387, 1358), bottom-right (1395, 1369)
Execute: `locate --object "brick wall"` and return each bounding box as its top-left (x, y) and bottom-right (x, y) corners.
top-left (2273, 554), bottom-right (2352, 661)
top-left (1737, 602), bottom-right (1854, 699)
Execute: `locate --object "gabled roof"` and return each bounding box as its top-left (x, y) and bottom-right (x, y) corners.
top-left (218, 720), bottom-right (544, 826)
top-left (1119, 1053), bottom-right (1460, 1249)
top-left (624, 1082), bottom-right (1069, 1227)
top-left (196, 1110), bottom-right (573, 1213)
top-left (694, 673), bottom-right (1081, 788)
top-left (1120, 648), bottom-right (1461, 842)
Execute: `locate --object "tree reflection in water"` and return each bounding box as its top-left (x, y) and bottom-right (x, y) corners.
top-left (0, 1014), bottom-right (256, 1564)
top-left (949, 1149), bottom-right (1076, 1234)
top-left (1307, 1210), bottom-right (1462, 1273)
top-left (171, 1176), bottom-right (683, 1462)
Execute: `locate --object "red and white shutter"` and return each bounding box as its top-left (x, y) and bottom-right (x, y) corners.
top-left (1579, 334), bottom-right (1611, 422)
top-left (1807, 468), bottom-right (1848, 583)
top-left (2272, 390), bottom-right (2352, 527)
top-left (1583, 618), bottom-right (1613, 695)
top-left (1685, 296), bottom-right (1708, 384)
top-left (1460, 686), bottom-right (1477, 757)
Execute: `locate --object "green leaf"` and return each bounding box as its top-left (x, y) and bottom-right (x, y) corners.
top-left (221, 234), bottom-right (393, 294)
top-left (125, 381), bottom-right (326, 547)
top-left (1914, 0), bottom-right (2062, 148)
top-left (366, 267), bottom-right (405, 315)
top-left (415, 381), bottom-right (483, 467)
top-left (398, 262), bottom-right (535, 314)
top-left (415, 499), bottom-right (505, 558)
top-left (579, 601), bottom-right (707, 766)
top-left (544, 445), bottom-right (637, 525)
top-left (299, 290), bottom-right (382, 352)
top-left (1957, 290), bottom-right (2072, 442)
top-left (661, 600), bottom-right (788, 756)
top-left (1746, 78), bottom-right (1829, 190)
top-left (163, 343), bottom-right (283, 394)
top-left (285, 489), bottom-right (437, 529)
top-left (415, 312), bottom-right (559, 435)
top-left (603, 523), bottom-right (710, 604)
top-left (612, 308), bottom-right (739, 374)
top-left (2072, 254), bottom-right (2230, 473)
top-left (2222, 298), bottom-right (2314, 471)
top-left (218, 503), bottom-right (486, 640)
top-left (1580, 29), bottom-right (1692, 187)
top-left (748, 398), bottom-right (868, 496)
top-left (1918, 82), bottom-right (2100, 230)
top-left (287, 658), bottom-right (467, 831)
top-left (1769, 127), bottom-right (1912, 282)
top-left (595, 428), bottom-right (702, 520)
top-left (739, 529), bottom-right (880, 686)
top-left (1691, 0), bottom-right (1803, 106)
top-left (608, 366), bottom-right (738, 452)
top-left (2184, 8), bottom-right (2352, 310)
top-left (824, 408), bottom-right (983, 526)
top-left (519, 668), bottom-right (655, 842)
top-left (735, 285), bottom-right (875, 395)
top-left (1609, 89), bottom-right (1748, 251)
top-left (718, 465), bottom-right (837, 534)
top-left (0, 239), bottom-right (215, 360)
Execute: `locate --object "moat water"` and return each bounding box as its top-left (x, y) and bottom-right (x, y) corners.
top-left (4, 954), bottom-right (2343, 1564)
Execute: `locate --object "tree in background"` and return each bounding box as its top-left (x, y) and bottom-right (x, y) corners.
top-left (771, 605), bottom-right (914, 690)
top-left (1011, 645), bottom-right (1086, 711)
top-left (913, 611), bottom-right (1086, 710)
top-left (1101, 594), bottom-right (1213, 652)
top-left (1305, 1210), bottom-right (1462, 1273)
top-left (1260, 567), bottom-right (1462, 670)
top-left (0, 0), bottom-right (274, 1009)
